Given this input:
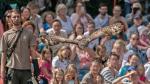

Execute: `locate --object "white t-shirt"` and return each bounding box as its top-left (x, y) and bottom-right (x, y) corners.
top-left (52, 56), bottom-right (69, 72)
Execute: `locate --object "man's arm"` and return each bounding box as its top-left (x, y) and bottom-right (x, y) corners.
top-left (0, 33), bottom-right (8, 80)
top-left (1, 51), bottom-right (7, 79)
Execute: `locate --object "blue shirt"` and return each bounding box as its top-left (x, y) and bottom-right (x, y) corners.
top-left (126, 43), bottom-right (147, 64)
top-left (43, 22), bottom-right (51, 31)
top-left (57, 16), bottom-right (73, 35)
top-left (94, 14), bottom-right (109, 29)
top-left (126, 25), bottom-right (139, 39)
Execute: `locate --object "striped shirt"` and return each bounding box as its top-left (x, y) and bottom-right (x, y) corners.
top-left (101, 67), bottom-right (118, 84)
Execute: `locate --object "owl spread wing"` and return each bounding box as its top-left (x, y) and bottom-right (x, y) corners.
top-left (48, 23), bottom-right (123, 49)
top-left (78, 23), bottom-right (123, 49)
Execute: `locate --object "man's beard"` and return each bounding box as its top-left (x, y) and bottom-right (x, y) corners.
top-left (12, 21), bottom-right (21, 26)
top-left (101, 13), bottom-right (106, 16)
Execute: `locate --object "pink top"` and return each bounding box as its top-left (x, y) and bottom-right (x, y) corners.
top-left (78, 51), bottom-right (94, 69)
top-left (39, 60), bottom-right (52, 81)
top-left (139, 75), bottom-right (146, 82)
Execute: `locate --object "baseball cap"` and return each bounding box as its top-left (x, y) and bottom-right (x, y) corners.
top-left (132, 2), bottom-right (142, 9)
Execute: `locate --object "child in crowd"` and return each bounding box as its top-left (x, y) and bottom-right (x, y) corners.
top-left (65, 64), bottom-right (79, 84)
top-left (51, 68), bottom-right (65, 84)
top-left (38, 32), bottom-right (48, 53)
top-left (119, 54), bottom-right (139, 76)
top-left (137, 64), bottom-right (150, 83)
top-left (39, 48), bottom-right (52, 84)
top-left (95, 45), bottom-right (108, 66)
top-left (52, 45), bottom-right (71, 72)
top-left (121, 67), bottom-right (144, 84)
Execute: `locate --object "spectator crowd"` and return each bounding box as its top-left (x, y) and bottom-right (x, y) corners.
top-left (0, 0), bottom-right (150, 84)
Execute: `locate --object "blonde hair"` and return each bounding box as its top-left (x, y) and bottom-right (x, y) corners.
top-left (52, 68), bottom-right (64, 84)
top-left (96, 45), bottom-right (106, 56)
top-left (65, 64), bottom-right (77, 79)
top-left (57, 46), bottom-right (71, 61)
top-left (113, 39), bottom-right (126, 52)
top-left (66, 64), bottom-right (77, 73)
top-left (56, 4), bottom-right (67, 15)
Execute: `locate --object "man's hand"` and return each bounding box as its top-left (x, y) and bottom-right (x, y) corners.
top-left (125, 70), bottom-right (137, 77)
top-left (0, 69), bottom-right (6, 83)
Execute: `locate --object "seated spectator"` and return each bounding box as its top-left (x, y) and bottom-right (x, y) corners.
top-left (71, 2), bottom-right (93, 32)
top-left (70, 2), bottom-right (83, 27)
top-left (2, 10), bottom-right (12, 31)
top-left (125, 2), bottom-right (142, 27)
top-left (109, 5), bottom-right (128, 31)
top-left (50, 68), bottom-right (65, 84)
top-left (100, 35), bottom-right (115, 56)
top-left (42, 11), bottom-right (55, 31)
top-left (21, 7), bottom-right (31, 23)
top-left (94, 3), bottom-right (111, 29)
top-left (39, 48), bottom-right (52, 84)
top-left (81, 60), bottom-right (104, 84)
top-left (69, 45), bottom-right (80, 71)
top-left (119, 54), bottom-right (139, 76)
top-left (144, 48), bottom-right (150, 81)
top-left (64, 64), bottom-right (79, 84)
top-left (112, 39), bottom-right (127, 69)
top-left (84, 22), bottom-right (99, 50)
top-left (95, 45), bottom-right (108, 66)
top-left (37, 32), bottom-right (48, 53)
top-left (101, 53), bottom-right (119, 84)
top-left (76, 47), bottom-right (95, 80)
top-left (47, 19), bottom-right (68, 56)
top-left (126, 33), bottom-right (148, 64)
top-left (121, 67), bottom-right (144, 84)
top-left (47, 19), bottom-right (67, 37)
top-left (52, 46), bottom-right (70, 72)
top-left (69, 23), bottom-right (84, 40)
top-left (101, 53), bottom-right (135, 84)
top-left (28, 3), bottom-right (44, 36)
top-left (137, 64), bottom-right (150, 83)
top-left (56, 4), bottom-right (73, 35)
top-left (123, 0), bottom-right (138, 16)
